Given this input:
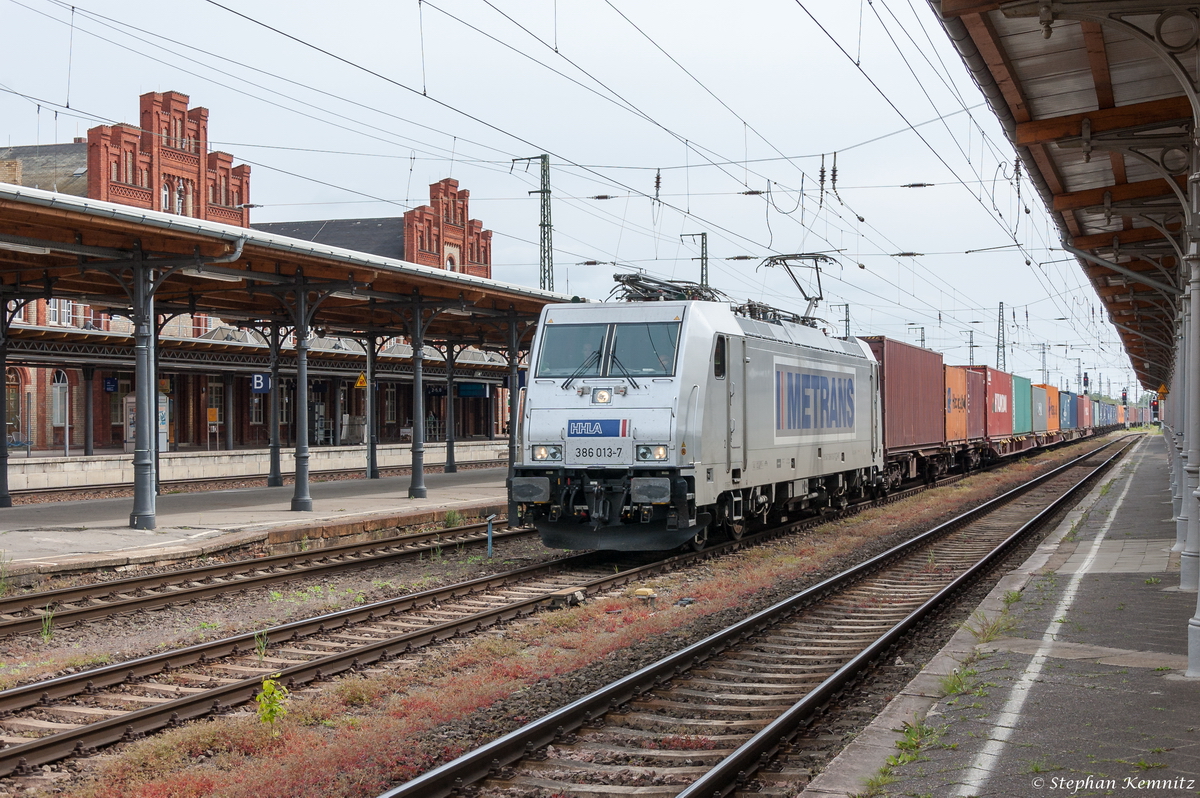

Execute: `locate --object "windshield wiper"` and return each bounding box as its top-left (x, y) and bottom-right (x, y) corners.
top-left (561, 349), bottom-right (602, 389)
top-left (609, 352), bottom-right (640, 389)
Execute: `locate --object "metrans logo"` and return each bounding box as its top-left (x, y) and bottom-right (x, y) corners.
top-left (776, 366), bottom-right (855, 435)
top-left (568, 419), bottom-right (629, 437)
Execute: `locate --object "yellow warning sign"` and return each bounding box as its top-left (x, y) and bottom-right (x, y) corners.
top-left (355, 372), bottom-right (368, 389)
top-left (1159, 383), bottom-right (1170, 397)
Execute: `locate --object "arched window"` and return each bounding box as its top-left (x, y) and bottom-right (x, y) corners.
top-left (5, 367), bottom-right (21, 439)
top-left (51, 369), bottom-right (69, 428)
top-left (161, 183), bottom-right (171, 212)
top-left (446, 256), bottom-right (456, 271)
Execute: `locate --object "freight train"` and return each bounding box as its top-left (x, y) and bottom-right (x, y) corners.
top-left (509, 278), bottom-right (1134, 552)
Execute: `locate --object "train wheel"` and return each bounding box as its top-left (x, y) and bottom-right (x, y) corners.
top-left (688, 525), bottom-right (709, 552)
top-left (723, 517), bottom-right (745, 541)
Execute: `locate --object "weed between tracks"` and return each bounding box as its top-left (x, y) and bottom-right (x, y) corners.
top-left (47, 438), bottom-right (1116, 798)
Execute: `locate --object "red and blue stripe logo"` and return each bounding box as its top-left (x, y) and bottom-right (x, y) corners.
top-left (568, 419), bottom-right (629, 437)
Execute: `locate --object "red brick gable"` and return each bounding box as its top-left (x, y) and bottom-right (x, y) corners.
top-left (87, 91), bottom-right (250, 227)
top-left (403, 178), bottom-right (492, 278)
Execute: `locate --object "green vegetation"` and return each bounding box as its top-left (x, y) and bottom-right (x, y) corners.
top-left (254, 673), bottom-right (290, 734)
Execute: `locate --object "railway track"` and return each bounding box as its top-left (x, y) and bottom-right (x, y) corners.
top-left (0, 436), bottom-right (1122, 780)
top-left (375, 436), bottom-right (1134, 798)
top-left (7, 459), bottom-right (509, 501)
top-left (0, 518), bottom-right (524, 637)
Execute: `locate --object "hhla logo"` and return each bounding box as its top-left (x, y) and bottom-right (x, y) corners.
top-left (993, 393), bottom-right (1009, 413)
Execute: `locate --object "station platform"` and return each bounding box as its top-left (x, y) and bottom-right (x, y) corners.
top-left (803, 433), bottom-right (1200, 797)
top-left (4, 439), bottom-right (506, 492)
top-left (0, 466), bottom-right (508, 584)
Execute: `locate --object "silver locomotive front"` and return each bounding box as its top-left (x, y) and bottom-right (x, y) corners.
top-left (510, 301), bottom-right (703, 550)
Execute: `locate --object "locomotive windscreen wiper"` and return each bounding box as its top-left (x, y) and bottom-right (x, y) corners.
top-left (561, 349), bottom-right (602, 389)
top-left (608, 352), bottom-right (641, 389)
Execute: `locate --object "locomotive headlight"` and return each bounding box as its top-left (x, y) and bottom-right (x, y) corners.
top-left (636, 444), bottom-right (669, 461)
top-left (532, 444), bottom-right (562, 461)
top-left (592, 388), bottom-right (612, 404)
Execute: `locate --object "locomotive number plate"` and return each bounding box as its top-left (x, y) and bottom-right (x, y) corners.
top-left (568, 445), bottom-right (631, 465)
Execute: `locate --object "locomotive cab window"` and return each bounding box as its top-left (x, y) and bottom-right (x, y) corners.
top-left (535, 324), bottom-right (607, 378)
top-left (536, 321), bottom-right (681, 379)
top-left (610, 322), bottom-right (679, 376)
top-left (713, 336), bottom-right (726, 379)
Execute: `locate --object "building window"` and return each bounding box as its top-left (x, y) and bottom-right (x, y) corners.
top-left (280, 388), bottom-right (292, 424)
top-left (7, 301), bottom-right (25, 324)
top-left (250, 393), bottom-right (264, 425)
top-left (110, 376), bottom-right (131, 424)
top-left (446, 256), bottom-right (455, 271)
top-left (161, 183), bottom-right (170, 212)
top-left (51, 370), bottom-right (69, 427)
top-left (385, 384), bottom-right (396, 424)
top-left (207, 376), bottom-right (224, 424)
top-left (6, 367), bottom-right (21, 438)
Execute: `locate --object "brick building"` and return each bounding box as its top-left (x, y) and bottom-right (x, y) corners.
top-left (2, 95), bottom-right (499, 453)
top-left (253, 178), bottom-right (492, 278)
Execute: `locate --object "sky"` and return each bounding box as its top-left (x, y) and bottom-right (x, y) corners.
top-left (0, 0), bottom-right (1147, 401)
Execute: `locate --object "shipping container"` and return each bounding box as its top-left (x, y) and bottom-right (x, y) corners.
top-left (967, 368), bottom-right (985, 440)
top-left (1119, 404), bottom-right (1126, 425)
top-left (945, 365), bottom-right (969, 443)
top-left (863, 337), bottom-right (946, 452)
top-left (1012, 375), bottom-right (1032, 434)
top-left (1059, 391), bottom-right (1075, 430)
top-left (967, 366), bottom-right (1014, 439)
top-left (1036, 385), bottom-right (1060, 432)
top-left (1031, 385), bottom-right (1048, 432)
top-left (1078, 395), bottom-right (1093, 429)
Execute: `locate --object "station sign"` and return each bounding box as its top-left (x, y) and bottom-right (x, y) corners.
top-left (251, 373), bottom-right (272, 394)
top-left (103, 377), bottom-right (118, 393)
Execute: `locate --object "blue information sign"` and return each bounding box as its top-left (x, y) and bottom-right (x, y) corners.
top-left (103, 377), bottom-right (119, 393)
top-left (251, 373), bottom-right (272, 394)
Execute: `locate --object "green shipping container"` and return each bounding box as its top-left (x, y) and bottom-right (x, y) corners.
top-left (1012, 374), bottom-right (1032, 435)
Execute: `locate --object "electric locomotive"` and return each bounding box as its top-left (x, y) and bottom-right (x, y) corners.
top-left (510, 276), bottom-right (883, 551)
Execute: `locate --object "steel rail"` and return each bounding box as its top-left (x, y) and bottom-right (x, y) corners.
top-left (678, 436), bottom-right (1136, 798)
top-left (0, 519), bottom-right (522, 637)
top-left (374, 436), bottom-right (1131, 798)
top-left (0, 435), bottom-right (1119, 778)
top-left (0, 450), bottom-right (994, 777)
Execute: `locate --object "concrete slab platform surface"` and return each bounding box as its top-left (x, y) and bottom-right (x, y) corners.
top-left (802, 433), bottom-right (1200, 798)
top-left (0, 467), bottom-right (507, 569)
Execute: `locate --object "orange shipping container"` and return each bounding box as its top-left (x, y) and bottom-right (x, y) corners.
top-left (1035, 384), bottom-right (1060, 432)
top-left (945, 366), bottom-right (969, 443)
top-left (1118, 405), bottom-right (1126, 425)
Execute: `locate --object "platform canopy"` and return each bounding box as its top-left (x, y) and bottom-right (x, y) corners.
top-left (0, 183), bottom-right (575, 342)
top-left (935, 1), bottom-right (1192, 390)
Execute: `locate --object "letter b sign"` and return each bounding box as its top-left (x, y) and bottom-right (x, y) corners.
top-left (251, 373), bottom-right (272, 394)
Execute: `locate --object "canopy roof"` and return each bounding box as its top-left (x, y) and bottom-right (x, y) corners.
top-left (0, 183), bottom-right (577, 345)
top-left (936, 1), bottom-right (1190, 390)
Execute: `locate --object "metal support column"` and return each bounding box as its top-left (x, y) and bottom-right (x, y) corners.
top-left (0, 301), bottom-right (24, 508)
top-left (1176, 312), bottom-right (1188, 550)
top-left (82, 365), bottom-right (95, 457)
top-left (506, 315), bottom-right (520, 523)
top-left (409, 307), bottom-right (428, 499)
top-left (333, 376), bottom-right (343, 447)
top-left (365, 334), bottom-right (379, 480)
top-left (224, 372), bottom-right (234, 451)
top-left (129, 260), bottom-right (157, 529)
top-left (292, 293), bottom-right (313, 512)
top-left (443, 344), bottom-right (460, 474)
top-left (1183, 134), bottom-right (1200, 591)
top-left (151, 315), bottom-right (161, 494)
top-left (267, 322), bottom-right (283, 487)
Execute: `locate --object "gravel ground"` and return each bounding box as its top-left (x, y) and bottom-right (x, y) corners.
top-left (3, 436), bottom-right (1119, 797)
top-left (0, 533), bottom-right (561, 692)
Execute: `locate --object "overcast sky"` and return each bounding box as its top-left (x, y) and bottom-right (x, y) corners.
top-left (0, 0), bottom-right (1146, 399)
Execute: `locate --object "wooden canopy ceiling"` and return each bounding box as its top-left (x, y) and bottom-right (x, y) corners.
top-left (0, 184), bottom-right (573, 346)
top-left (935, 0), bottom-right (1191, 390)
